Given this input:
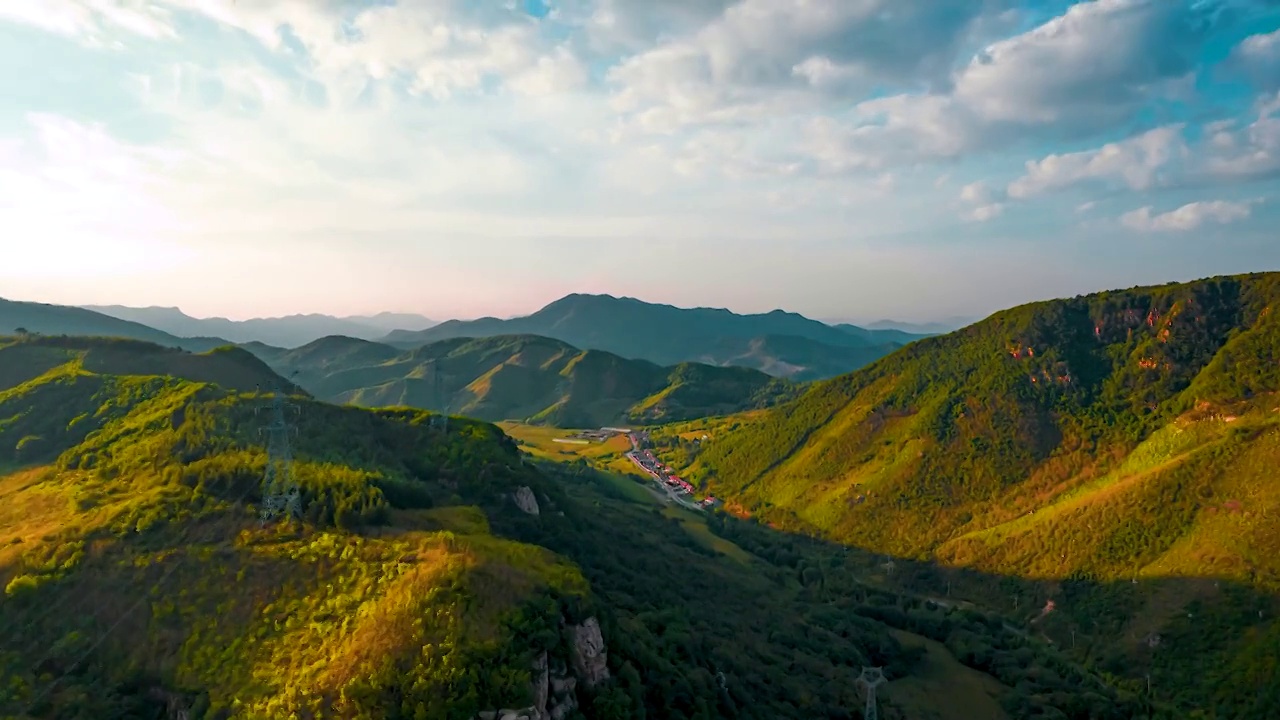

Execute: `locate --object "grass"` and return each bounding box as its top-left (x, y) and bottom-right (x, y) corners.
top-left (502, 422), bottom-right (758, 564)
top-left (498, 422), bottom-right (642, 477)
top-left (882, 629), bottom-right (1009, 720)
top-left (659, 506), bottom-right (754, 564)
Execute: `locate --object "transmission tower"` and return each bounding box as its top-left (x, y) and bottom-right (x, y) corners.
top-left (857, 667), bottom-right (886, 720)
top-left (259, 387), bottom-right (302, 524)
top-left (430, 361), bottom-right (448, 432)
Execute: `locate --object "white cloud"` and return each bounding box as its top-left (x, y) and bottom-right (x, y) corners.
top-left (0, 0), bottom-right (175, 43)
top-left (1205, 91), bottom-right (1280, 180)
top-left (1, 0), bottom-right (1278, 319)
top-left (960, 181), bottom-right (995, 204)
top-left (604, 0), bottom-right (1013, 136)
top-left (1007, 125), bottom-right (1187, 198)
top-left (1119, 199), bottom-right (1257, 232)
top-left (809, 0), bottom-right (1215, 170)
top-left (968, 203), bottom-right (1006, 222)
top-left (952, 0), bottom-right (1202, 126)
top-left (1232, 27), bottom-right (1280, 88)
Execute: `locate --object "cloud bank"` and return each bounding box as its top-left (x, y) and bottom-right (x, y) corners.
top-left (1, 0), bottom-right (1279, 320)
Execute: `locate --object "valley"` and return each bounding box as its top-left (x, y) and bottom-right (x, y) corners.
top-left (10, 2), bottom-right (1280, 717)
top-left (2, 273), bottom-right (1278, 719)
top-left (0, 333), bottom-right (1152, 720)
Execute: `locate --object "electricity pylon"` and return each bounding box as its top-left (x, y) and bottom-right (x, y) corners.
top-left (430, 361), bottom-right (449, 432)
top-left (259, 386), bottom-right (302, 524)
top-left (858, 667), bottom-right (886, 720)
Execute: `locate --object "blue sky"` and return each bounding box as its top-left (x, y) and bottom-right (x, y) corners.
top-left (1, 0), bottom-right (1279, 323)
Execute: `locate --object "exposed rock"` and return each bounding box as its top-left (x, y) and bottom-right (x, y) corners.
top-left (532, 650), bottom-right (550, 718)
top-left (513, 486), bottom-right (540, 515)
top-left (474, 614), bottom-right (609, 720)
top-left (550, 675), bottom-right (577, 695)
top-left (550, 696), bottom-right (577, 720)
top-left (569, 616), bottom-right (610, 688)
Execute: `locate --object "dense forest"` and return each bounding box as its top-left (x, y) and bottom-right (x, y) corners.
top-left (249, 333), bottom-right (799, 427)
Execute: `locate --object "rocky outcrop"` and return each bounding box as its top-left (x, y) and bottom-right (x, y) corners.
top-left (569, 616), bottom-right (610, 688)
top-left (473, 615), bottom-right (608, 720)
top-left (530, 650), bottom-right (550, 717)
top-left (513, 486), bottom-right (540, 515)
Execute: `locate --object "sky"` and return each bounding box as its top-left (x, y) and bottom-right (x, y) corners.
top-left (1, 0), bottom-right (1280, 323)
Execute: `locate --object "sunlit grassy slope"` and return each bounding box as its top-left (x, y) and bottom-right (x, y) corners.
top-left (0, 336), bottom-right (594, 719)
top-left (659, 272), bottom-right (1280, 717)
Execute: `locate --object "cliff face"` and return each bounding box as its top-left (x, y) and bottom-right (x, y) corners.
top-left (568, 616), bottom-right (609, 689)
top-left (476, 615), bottom-right (610, 720)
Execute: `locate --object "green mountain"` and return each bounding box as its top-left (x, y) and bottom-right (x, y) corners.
top-left (1, 299), bottom-right (227, 352)
top-left (658, 272), bottom-right (1280, 718)
top-left (0, 334), bottom-right (1150, 719)
top-left (84, 305), bottom-right (437, 348)
top-left (382, 294), bottom-right (918, 381)
top-left (250, 334), bottom-right (799, 427)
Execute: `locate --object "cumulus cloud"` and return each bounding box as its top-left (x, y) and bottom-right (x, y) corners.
top-left (1119, 199), bottom-right (1257, 232)
top-left (605, 0), bottom-right (1015, 135)
top-left (807, 0), bottom-right (1225, 170)
top-left (1204, 90), bottom-right (1280, 180)
top-left (1007, 125), bottom-right (1188, 198)
top-left (968, 203), bottom-right (1006, 222)
top-left (1230, 27), bottom-right (1280, 88)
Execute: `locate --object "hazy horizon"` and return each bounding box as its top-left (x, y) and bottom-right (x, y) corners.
top-left (3, 1), bottom-right (1280, 322)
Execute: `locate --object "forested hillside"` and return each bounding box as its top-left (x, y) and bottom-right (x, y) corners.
top-left (382, 294), bottom-right (916, 381)
top-left (662, 272), bottom-right (1280, 718)
top-left (0, 334), bottom-right (1157, 719)
top-left (251, 334), bottom-right (798, 427)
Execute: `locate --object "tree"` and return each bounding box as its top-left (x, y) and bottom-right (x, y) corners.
top-left (14, 327), bottom-right (29, 336)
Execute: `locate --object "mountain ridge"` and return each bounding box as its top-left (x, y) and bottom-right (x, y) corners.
top-left (650, 271), bottom-right (1280, 718)
top-left (248, 333), bottom-right (799, 427)
top-left (1, 298), bottom-right (228, 352)
top-left (382, 293), bottom-right (921, 381)
top-left (83, 305), bottom-right (437, 348)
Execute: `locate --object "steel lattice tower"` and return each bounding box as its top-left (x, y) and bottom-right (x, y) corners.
top-left (858, 667), bottom-right (886, 720)
top-left (259, 388), bottom-right (302, 523)
top-left (430, 361), bottom-right (449, 432)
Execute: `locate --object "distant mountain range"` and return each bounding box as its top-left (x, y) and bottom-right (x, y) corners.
top-left (1, 298), bottom-right (227, 352)
top-left (246, 334), bottom-right (799, 427)
top-left (9, 294), bottom-right (933, 383)
top-left (382, 294), bottom-right (927, 381)
top-left (823, 317), bottom-right (977, 335)
top-left (82, 305), bottom-right (437, 348)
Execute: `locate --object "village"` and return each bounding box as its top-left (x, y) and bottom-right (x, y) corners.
top-left (566, 427), bottom-right (719, 511)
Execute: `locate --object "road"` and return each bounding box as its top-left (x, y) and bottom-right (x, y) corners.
top-left (624, 432), bottom-right (704, 511)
